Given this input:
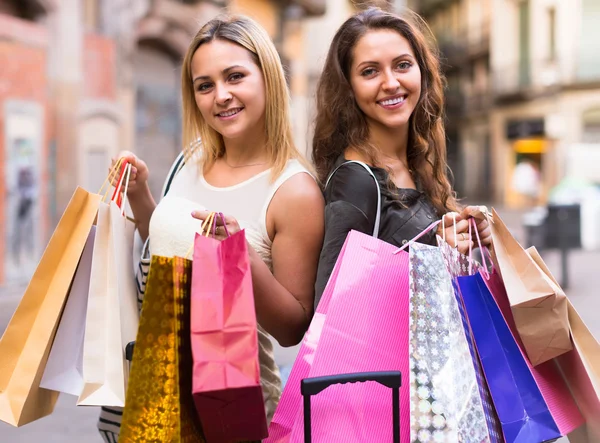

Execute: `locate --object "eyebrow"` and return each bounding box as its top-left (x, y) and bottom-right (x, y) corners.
top-left (356, 54), bottom-right (415, 69)
top-left (193, 65), bottom-right (245, 83)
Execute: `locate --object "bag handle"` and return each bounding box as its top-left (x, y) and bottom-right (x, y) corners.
top-left (184, 212), bottom-right (230, 259)
top-left (325, 161), bottom-right (381, 238)
top-left (468, 217), bottom-right (494, 278)
top-left (98, 157), bottom-right (124, 198)
top-left (393, 219), bottom-right (441, 254)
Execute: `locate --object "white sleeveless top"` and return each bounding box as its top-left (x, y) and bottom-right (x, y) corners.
top-left (148, 158), bottom-right (311, 423)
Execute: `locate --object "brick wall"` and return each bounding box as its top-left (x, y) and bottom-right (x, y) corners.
top-left (83, 33), bottom-right (116, 100)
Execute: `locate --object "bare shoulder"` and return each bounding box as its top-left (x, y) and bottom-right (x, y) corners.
top-left (270, 172), bottom-right (324, 232)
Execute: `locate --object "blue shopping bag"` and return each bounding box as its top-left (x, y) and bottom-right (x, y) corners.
top-left (457, 272), bottom-right (561, 443)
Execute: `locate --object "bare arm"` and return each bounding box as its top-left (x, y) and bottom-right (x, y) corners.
top-left (252, 173), bottom-right (324, 346)
top-left (127, 183), bottom-right (157, 242)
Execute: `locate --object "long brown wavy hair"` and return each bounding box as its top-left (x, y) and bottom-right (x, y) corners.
top-left (312, 7), bottom-right (458, 214)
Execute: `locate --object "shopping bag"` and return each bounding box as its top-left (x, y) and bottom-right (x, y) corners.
top-left (0, 187), bottom-right (100, 426)
top-left (79, 162), bottom-right (137, 406)
top-left (191, 223), bottom-right (267, 442)
top-left (266, 235), bottom-right (348, 442)
top-left (409, 242), bottom-right (503, 442)
top-left (457, 272), bottom-right (561, 442)
top-left (286, 230), bottom-right (411, 443)
top-left (484, 259), bottom-right (584, 435)
top-left (489, 208), bottom-right (571, 365)
top-left (438, 240), bottom-right (504, 442)
top-left (39, 226), bottom-right (96, 396)
top-left (526, 247), bottom-right (600, 442)
top-left (78, 200), bottom-right (124, 406)
top-left (120, 256), bottom-right (205, 442)
top-left (109, 196), bottom-right (139, 388)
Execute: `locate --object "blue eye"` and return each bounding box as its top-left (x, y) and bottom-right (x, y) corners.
top-left (197, 82), bottom-right (212, 92)
top-left (397, 61), bottom-right (412, 70)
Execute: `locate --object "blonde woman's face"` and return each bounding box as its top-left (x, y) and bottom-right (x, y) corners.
top-left (349, 29), bottom-right (421, 132)
top-left (191, 39), bottom-right (266, 142)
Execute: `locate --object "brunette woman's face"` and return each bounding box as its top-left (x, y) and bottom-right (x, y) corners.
top-left (191, 39), bottom-right (266, 142)
top-left (349, 29), bottom-right (421, 132)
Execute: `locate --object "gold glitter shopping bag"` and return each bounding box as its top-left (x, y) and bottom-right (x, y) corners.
top-left (120, 255), bottom-right (204, 442)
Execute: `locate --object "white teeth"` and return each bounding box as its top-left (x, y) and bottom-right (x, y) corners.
top-left (380, 97), bottom-right (405, 106)
top-left (219, 108), bottom-right (241, 117)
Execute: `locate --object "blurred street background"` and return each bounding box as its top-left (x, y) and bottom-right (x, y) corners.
top-left (0, 0), bottom-right (599, 441)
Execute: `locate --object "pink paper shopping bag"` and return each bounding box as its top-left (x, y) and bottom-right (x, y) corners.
top-left (191, 228), bottom-right (267, 443)
top-left (288, 230), bottom-right (411, 443)
top-left (266, 236), bottom-right (348, 442)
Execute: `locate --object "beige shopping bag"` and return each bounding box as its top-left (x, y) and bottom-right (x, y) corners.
top-left (489, 208), bottom-right (571, 365)
top-left (527, 247), bottom-right (600, 442)
top-left (78, 163), bottom-right (139, 406)
top-left (0, 188), bottom-right (100, 426)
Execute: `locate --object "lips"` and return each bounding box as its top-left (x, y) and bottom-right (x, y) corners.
top-left (216, 107), bottom-right (243, 118)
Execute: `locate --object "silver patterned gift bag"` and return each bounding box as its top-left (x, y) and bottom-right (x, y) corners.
top-left (408, 241), bottom-right (504, 443)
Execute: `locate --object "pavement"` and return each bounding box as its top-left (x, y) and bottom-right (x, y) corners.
top-left (0, 207), bottom-right (597, 442)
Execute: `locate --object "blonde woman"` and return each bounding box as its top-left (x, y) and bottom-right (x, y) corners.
top-left (100, 14), bottom-right (324, 442)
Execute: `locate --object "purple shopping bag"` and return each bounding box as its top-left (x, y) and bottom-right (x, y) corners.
top-left (457, 272), bottom-right (561, 443)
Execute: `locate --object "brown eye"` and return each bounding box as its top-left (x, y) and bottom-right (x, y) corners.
top-left (228, 72), bottom-right (244, 82)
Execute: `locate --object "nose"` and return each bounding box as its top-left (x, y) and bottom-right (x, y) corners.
top-left (382, 69), bottom-right (400, 92)
top-left (214, 82), bottom-right (232, 105)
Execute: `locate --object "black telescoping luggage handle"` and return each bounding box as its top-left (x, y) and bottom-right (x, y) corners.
top-left (301, 371), bottom-right (401, 443)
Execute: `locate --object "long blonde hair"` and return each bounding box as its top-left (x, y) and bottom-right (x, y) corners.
top-left (181, 14), bottom-right (309, 179)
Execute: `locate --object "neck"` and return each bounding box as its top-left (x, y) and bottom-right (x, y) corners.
top-left (368, 122), bottom-right (410, 167)
top-left (222, 131), bottom-right (268, 166)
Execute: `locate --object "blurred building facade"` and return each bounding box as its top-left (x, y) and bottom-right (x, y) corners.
top-left (0, 0), bottom-right (331, 285)
top-left (412, 0), bottom-right (600, 207)
top-left (0, 0), bottom-right (400, 285)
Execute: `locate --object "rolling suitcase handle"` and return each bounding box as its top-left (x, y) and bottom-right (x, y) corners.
top-left (301, 371), bottom-right (402, 443)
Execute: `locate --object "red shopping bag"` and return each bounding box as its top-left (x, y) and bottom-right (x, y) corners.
top-left (191, 223), bottom-right (267, 443)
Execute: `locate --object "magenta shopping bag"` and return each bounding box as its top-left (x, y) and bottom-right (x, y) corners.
top-left (286, 230), bottom-right (411, 443)
top-left (266, 237), bottom-right (348, 442)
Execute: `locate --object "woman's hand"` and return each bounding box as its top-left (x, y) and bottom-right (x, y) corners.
top-left (191, 210), bottom-right (241, 240)
top-left (437, 212), bottom-right (474, 255)
top-left (109, 151), bottom-right (149, 196)
top-left (460, 205), bottom-right (493, 248)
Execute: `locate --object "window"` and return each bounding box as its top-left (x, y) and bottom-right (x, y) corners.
top-left (518, 0), bottom-right (531, 87)
top-left (548, 7), bottom-right (556, 60)
top-left (583, 108), bottom-right (600, 143)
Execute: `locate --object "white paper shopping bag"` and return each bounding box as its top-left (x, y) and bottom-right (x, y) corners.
top-left (109, 199), bottom-right (139, 388)
top-left (40, 226), bottom-right (96, 396)
top-left (78, 202), bottom-right (125, 407)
